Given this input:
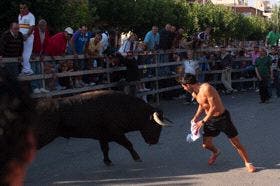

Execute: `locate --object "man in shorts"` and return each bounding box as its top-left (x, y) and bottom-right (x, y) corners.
top-left (178, 73), bottom-right (256, 173)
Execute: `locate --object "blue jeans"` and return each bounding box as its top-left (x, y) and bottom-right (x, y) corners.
top-left (30, 62), bottom-right (43, 90)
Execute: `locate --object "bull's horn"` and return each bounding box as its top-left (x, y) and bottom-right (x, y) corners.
top-left (153, 112), bottom-right (168, 127)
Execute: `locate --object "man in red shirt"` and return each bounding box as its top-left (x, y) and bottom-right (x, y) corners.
top-left (33, 19), bottom-right (50, 55)
top-left (45, 27), bottom-right (73, 56)
top-left (31, 19), bottom-right (51, 94)
top-left (44, 27), bottom-right (73, 91)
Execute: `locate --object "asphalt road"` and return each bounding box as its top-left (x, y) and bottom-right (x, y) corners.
top-left (25, 91), bottom-right (280, 186)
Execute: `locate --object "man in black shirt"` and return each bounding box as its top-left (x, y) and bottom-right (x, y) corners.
top-left (0, 22), bottom-right (24, 76)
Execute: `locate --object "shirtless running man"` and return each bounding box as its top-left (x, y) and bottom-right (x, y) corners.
top-left (178, 73), bottom-right (256, 173)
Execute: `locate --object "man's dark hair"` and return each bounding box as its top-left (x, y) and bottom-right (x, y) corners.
top-left (178, 73), bottom-right (197, 85)
top-left (20, 1), bottom-right (30, 7)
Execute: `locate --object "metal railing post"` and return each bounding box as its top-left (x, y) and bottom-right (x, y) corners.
top-left (106, 57), bottom-right (111, 86)
top-left (155, 52), bottom-right (160, 105)
top-left (40, 59), bottom-right (46, 90)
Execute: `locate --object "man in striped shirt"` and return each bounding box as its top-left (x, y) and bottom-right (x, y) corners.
top-left (0, 22), bottom-right (24, 76)
top-left (18, 2), bottom-right (35, 75)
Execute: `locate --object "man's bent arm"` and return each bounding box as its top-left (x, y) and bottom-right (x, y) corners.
top-left (193, 104), bottom-right (204, 121)
top-left (202, 87), bottom-right (216, 123)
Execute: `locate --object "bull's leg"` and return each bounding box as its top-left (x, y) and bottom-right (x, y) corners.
top-left (99, 140), bottom-right (113, 166)
top-left (114, 135), bottom-right (142, 162)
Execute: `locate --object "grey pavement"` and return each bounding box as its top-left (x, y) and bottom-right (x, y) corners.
top-left (25, 91), bottom-right (280, 186)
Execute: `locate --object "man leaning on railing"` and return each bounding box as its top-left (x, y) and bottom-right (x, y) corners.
top-left (0, 22), bottom-right (24, 77)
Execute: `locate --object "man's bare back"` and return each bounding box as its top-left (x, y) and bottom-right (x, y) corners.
top-left (194, 83), bottom-right (225, 117)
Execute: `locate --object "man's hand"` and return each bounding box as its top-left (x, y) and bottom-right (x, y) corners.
top-left (191, 117), bottom-right (198, 124)
top-left (193, 120), bottom-right (204, 132)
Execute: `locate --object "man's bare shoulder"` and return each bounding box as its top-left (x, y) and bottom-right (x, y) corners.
top-left (200, 83), bottom-right (217, 95)
top-left (200, 83), bottom-right (213, 91)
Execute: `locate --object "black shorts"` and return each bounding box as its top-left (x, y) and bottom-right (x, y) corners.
top-left (203, 110), bottom-right (238, 138)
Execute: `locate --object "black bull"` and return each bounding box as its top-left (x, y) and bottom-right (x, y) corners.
top-left (35, 90), bottom-right (170, 165)
top-left (0, 65), bottom-right (169, 166)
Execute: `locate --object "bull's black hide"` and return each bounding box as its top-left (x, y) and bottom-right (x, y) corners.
top-left (35, 90), bottom-right (165, 165)
top-left (0, 65), bottom-right (167, 166)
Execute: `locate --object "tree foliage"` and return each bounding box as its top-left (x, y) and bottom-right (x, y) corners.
top-left (0, 0), bottom-right (274, 41)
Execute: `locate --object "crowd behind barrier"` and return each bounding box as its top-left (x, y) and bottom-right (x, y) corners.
top-left (1, 47), bottom-right (265, 104)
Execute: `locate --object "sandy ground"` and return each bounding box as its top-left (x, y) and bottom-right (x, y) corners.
top-left (25, 91), bottom-right (280, 186)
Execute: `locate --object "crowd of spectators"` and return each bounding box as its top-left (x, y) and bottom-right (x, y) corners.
top-left (0, 2), bottom-right (279, 103)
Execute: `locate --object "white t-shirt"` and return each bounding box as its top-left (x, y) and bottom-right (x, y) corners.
top-left (100, 32), bottom-right (109, 53)
top-left (18, 12), bottom-right (35, 35)
top-left (184, 59), bottom-right (199, 75)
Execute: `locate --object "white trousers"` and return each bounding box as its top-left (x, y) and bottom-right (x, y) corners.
top-left (221, 68), bottom-right (233, 91)
top-left (22, 34), bottom-right (34, 73)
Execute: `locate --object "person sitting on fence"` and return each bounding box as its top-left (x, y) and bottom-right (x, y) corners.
top-left (0, 22), bottom-right (24, 77)
top-left (31, 19), bottom-right (50, 94)
top-left (71, 25), bottom-right (91, 88)
top-left (219, 46), bottom-right (237, 94)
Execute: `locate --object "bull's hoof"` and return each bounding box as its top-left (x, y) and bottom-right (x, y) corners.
top-left (134, 158), bottom-right (142, 162)
top-left (104, 160), bottom-right (113, 166)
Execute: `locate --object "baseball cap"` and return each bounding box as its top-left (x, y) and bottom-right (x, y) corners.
top-left (64, 27), bottom-right (73, 35)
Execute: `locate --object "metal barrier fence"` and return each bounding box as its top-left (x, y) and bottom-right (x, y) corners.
top-left (1, 48), bottom-right (257, 104)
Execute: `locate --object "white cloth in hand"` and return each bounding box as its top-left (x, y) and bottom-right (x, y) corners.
top-left (186, 121), bottom-right (201, 143)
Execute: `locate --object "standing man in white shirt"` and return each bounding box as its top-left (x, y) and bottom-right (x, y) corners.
top-left (18, 2), bottom-right (35, 75)
top-left (182, 50), bottom-right (199, 104)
